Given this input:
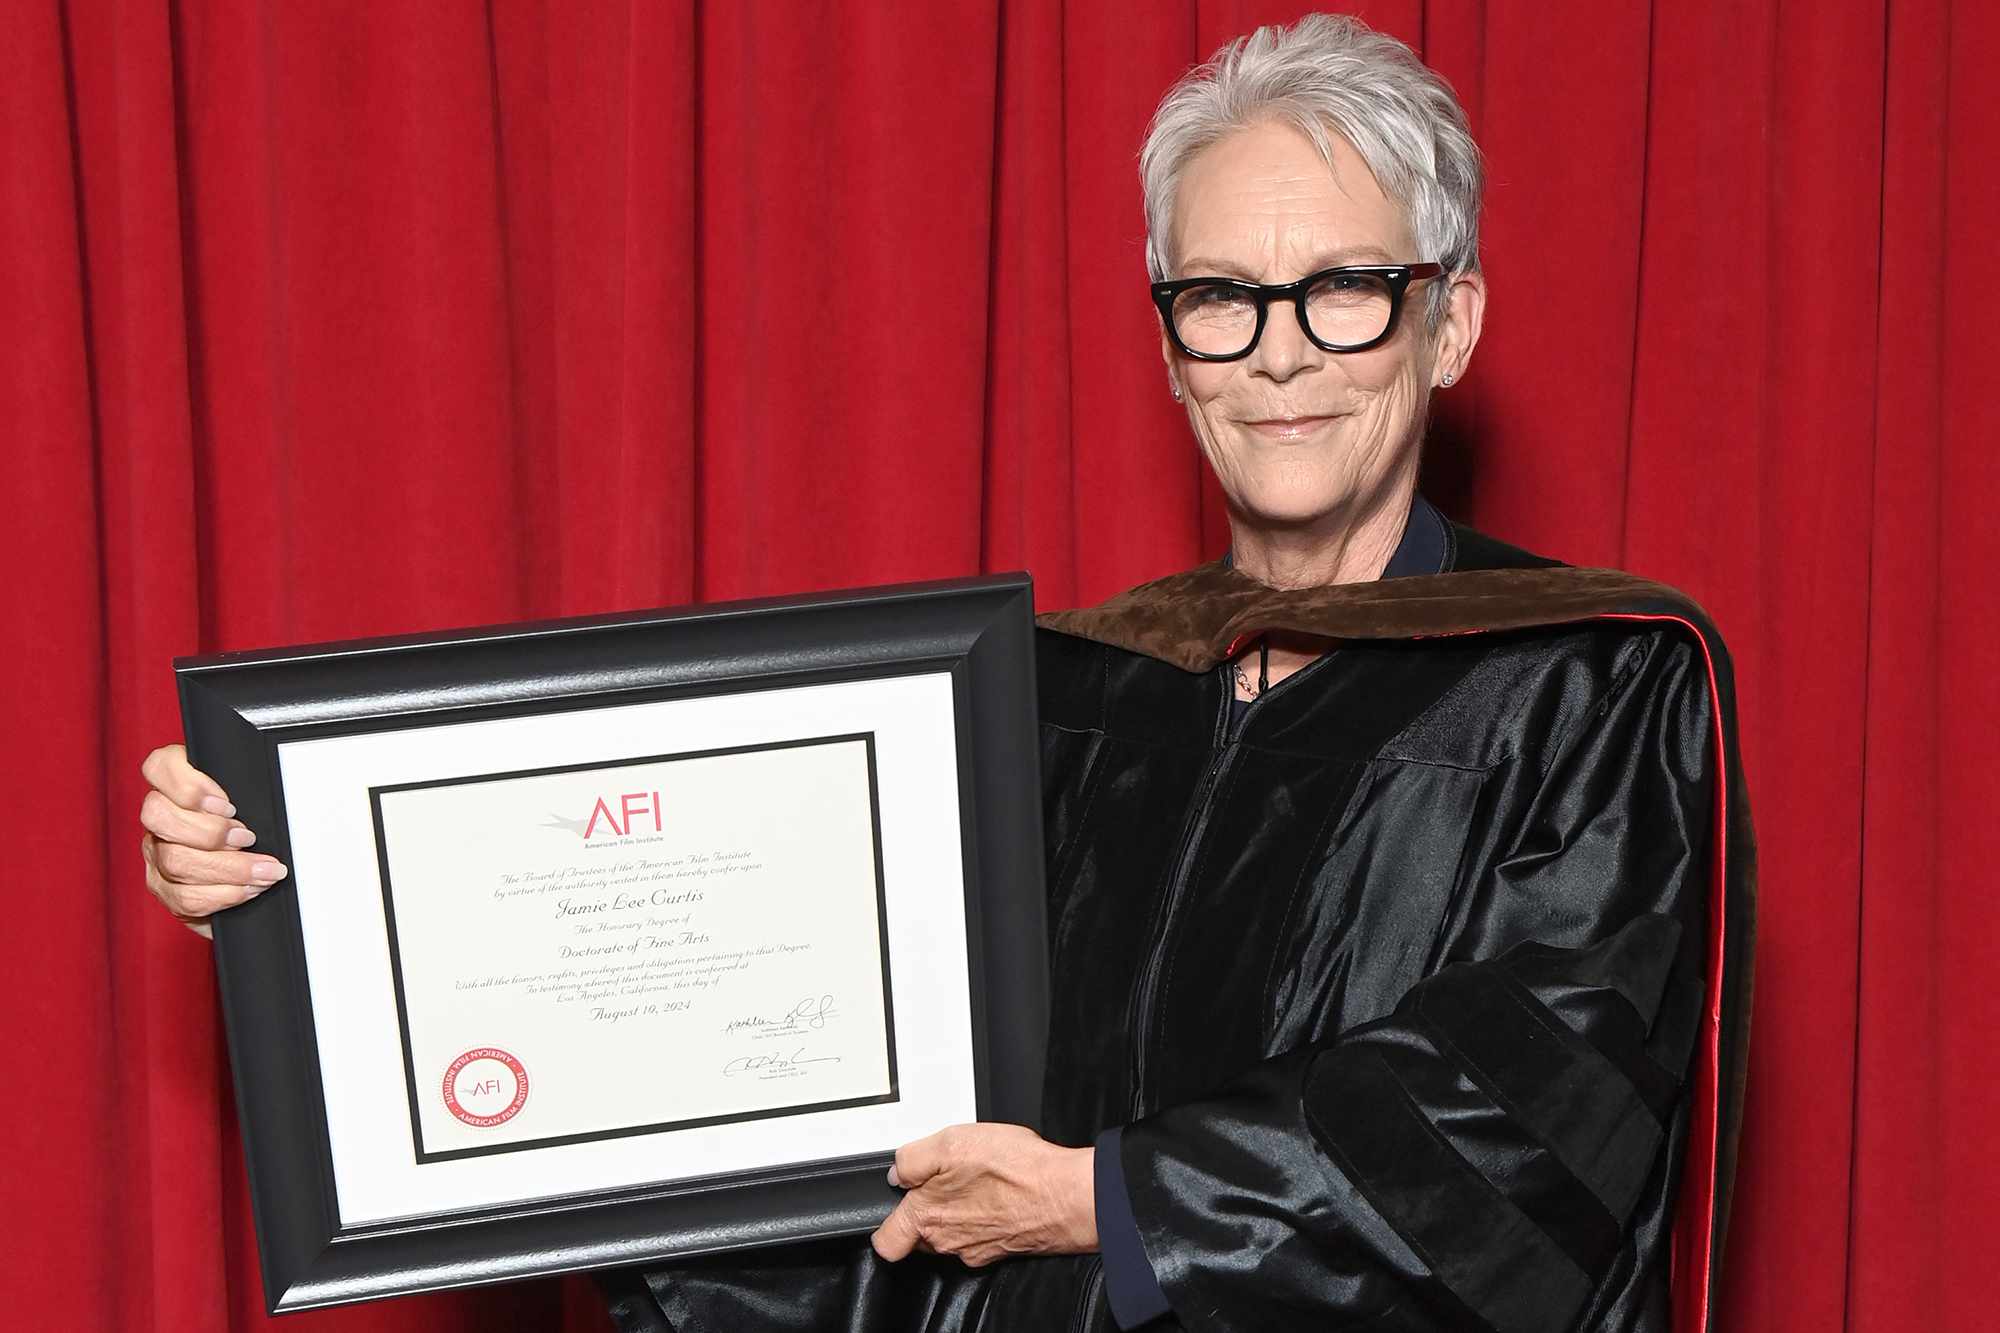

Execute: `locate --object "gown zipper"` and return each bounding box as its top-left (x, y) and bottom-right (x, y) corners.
top-left (1092, 644), bottom-right (1332, 1332)
top-left (1126, 722), bottom-right (1236, 1117)
top-left (1124, 642), bottom-right (1332, 1117)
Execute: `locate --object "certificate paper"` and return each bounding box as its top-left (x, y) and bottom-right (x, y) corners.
top-left (371, 734), bottom-right (897, 1161)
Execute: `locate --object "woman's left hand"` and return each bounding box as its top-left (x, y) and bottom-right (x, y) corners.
top-left (870, 1123), bottom-right (1097, 1267)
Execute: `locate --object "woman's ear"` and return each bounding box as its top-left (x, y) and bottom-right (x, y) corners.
top-left (1432, 268), bottom-right (1487, 387)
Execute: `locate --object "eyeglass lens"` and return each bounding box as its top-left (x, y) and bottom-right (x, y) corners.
top-left (1170, 271), bottom-right (1397, 357)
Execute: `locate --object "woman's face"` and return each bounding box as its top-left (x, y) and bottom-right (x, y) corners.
top-left (1163, 120), bottom-right (1482, 533)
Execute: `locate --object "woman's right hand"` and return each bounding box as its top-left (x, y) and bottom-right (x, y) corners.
top-left (139, 744), bottom-right (289, 939)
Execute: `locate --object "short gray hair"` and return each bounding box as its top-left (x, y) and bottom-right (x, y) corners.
top-left (1140, 14), bottom-right (1482, 321)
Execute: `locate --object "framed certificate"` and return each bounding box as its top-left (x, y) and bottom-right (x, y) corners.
top-left (176, 574), bottom-right (1046, 1314)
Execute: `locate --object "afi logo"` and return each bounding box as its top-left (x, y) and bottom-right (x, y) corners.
top-left (584, 791), bottom-right (662, 840)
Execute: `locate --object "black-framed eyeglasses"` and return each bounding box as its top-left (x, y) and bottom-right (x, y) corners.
top-left (1151, 262), bottom-right (1444, 361)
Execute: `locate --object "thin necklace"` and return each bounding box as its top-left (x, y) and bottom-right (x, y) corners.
top-left (1235, 635), bottom-right (1272, 698)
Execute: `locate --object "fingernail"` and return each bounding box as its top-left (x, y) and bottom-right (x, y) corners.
top-left (225, 827), bottom-right (256, 849)
top-left (201, 796), bottom-right (236, 818)
top-left (886, 1166), bottom-right (901, 1188)
top-left (250, 862), bottom-right (287, 884)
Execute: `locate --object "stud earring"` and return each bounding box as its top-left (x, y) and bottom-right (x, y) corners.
top-left (1441, 371), bottom-right (1455, 387)
top-left (1170, 382), bottom-right (1183, 402)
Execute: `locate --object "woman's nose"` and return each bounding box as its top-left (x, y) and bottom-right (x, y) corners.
top-left (1251, 304), bottom-right (1323, 381)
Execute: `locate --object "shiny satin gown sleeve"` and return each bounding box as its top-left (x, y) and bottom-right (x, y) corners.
top-left (1117, 627), bottom-right (1715, 1333)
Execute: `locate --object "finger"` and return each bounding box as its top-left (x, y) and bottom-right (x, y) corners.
top-left (141, 744), bottom-right (235, 817)
top-left (892, 1127), bottom-right (956, 1190)
top-left (143, 836), bottom-right (264, 918)
top-left (152, 838), bottom-right (287, 889)
top-left (145, 860), bottom-right (258, 917)
top-left (141, 788), bottom-right (257, 852)
top-left (870, 1195), bottom-right (926, 1263)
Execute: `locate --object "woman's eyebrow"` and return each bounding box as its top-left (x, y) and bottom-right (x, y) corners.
top-left (1177, 256), bottom-right (1261, 279)
top-left (1319, 245), bottom-right (1396, 265)
top-left (1176, 245), bottom-right (1400, 279)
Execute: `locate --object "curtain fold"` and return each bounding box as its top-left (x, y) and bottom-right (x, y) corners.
top-left (5, 2), bottom-right (1994, 1329)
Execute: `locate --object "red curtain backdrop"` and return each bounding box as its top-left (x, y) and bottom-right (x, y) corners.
top-left (5, 1), bottom-right (1994, 1329)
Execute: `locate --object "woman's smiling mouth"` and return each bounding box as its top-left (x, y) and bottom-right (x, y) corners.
top-left (1238, 414), bottom-right (1344, 440)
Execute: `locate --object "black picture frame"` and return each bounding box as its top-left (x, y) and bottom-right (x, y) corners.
top-left (176, 573), bottom-right (1047, 1315)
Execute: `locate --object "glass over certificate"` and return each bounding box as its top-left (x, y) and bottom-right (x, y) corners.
top-left (373, 734), bottom-right (900, 1161)
top-left (177, 574), bottom-right (1046, 1313)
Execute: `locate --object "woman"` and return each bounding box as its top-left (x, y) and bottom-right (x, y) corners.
top-left (140, 15), bottom-right (1752, 1333)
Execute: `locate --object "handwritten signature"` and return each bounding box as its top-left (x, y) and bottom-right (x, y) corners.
top-left (721, 1046), bottom-right (844, 1077)
top-left (722, 994), bottom-right (837, 1035)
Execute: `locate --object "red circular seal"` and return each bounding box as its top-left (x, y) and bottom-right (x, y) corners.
top-left (441, 1047), bottom-right (529, 1128)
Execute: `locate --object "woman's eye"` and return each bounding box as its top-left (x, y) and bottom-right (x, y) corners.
top-left (1187, 287), bottom-right (1251, 311)
top-left (1310, 273), bottom-right (1389, 304)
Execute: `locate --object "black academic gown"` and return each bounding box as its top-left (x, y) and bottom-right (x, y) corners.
top-left (610, 521), bottom-right (1756, 1333)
